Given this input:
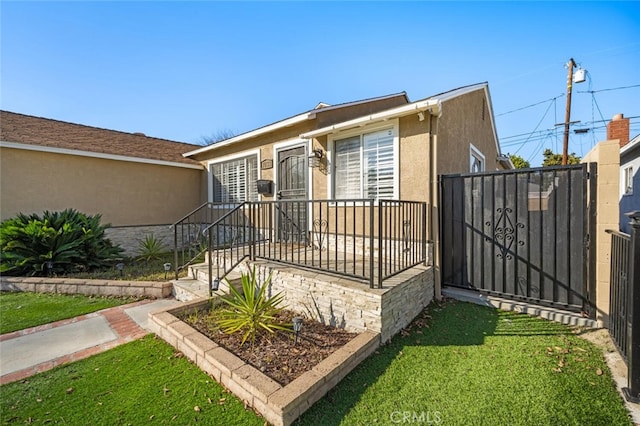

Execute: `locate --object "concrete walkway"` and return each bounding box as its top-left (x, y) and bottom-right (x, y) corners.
top-left (0, 298), bottom-right (181, 385)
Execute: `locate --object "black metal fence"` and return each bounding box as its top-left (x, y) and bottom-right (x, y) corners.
top-left (607, 211), bottom-right (640, 403)
top-left (440, 164), bottom-right (595, 314)
top-left (174, 199), bottom-right (429, 292)
top-left (607, 229), bottom-right (630, 362)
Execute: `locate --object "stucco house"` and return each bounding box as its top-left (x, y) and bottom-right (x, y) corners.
top-left (172, 82), bottom-right (511, 297)
top-left (0, 110), bottom-right (206, 253)
top-left (184, 82), bottom-right (509, 210)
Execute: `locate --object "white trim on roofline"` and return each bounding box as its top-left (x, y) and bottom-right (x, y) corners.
top-left (621, 134), bottom-right (640, 156)
top-left (301, 99), bottom-right (441, 139)
top-left (183, 113), bottom-right (311, 157)
top-left (0, 141), bottom-right (205, 170)
top-left (182, 92), bottom-right (409, 158)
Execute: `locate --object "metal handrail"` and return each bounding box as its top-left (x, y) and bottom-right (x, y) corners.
top-left (175, 198), bottom-right (429, 292)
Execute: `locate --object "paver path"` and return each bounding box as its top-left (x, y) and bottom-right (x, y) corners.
top-left (0, 298), bottom-right (181, 385)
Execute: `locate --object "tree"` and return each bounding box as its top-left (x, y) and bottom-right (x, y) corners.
top-left (541, 149), bottom-right (581, 167)
top-left (509, 154), bottom-right (530, 169)
top-left (200, 129), bottom-right (237, 146)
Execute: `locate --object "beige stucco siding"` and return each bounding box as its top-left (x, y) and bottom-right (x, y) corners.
top-left (0, 148), bottom-right (205, 226)
top-left (399, 114), bottom-right (432, 203)
top-left (436, 90), bottom-right (500, 175)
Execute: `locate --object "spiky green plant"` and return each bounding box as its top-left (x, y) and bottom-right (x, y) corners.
top-left (136, 234), bottom-right (166, 263)
top-left (0, 209), bottom-right (122, 276)
top-left (216, 267), bottom-right (291, 346)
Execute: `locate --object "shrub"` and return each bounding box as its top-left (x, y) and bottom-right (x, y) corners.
top-left (217, 267), bottom-right (291, 346)
top-left (0, 209), bottom-right (123, 276)
top-left (136, 234), bottom-right (166, 263)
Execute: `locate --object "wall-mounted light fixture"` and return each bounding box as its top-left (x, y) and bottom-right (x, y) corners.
top-left (309, 148), bottom-right (324, 168)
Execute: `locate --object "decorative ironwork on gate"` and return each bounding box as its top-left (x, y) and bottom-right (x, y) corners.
top-left (440, 163), bottom-right (596, 316)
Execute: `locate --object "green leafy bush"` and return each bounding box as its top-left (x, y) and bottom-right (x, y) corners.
top-left (217, 267), bottom-right (291, 346)
top-left (136, 234), bottom-right (166, 263)
top-left (0, 209), bottom-right (123, 276)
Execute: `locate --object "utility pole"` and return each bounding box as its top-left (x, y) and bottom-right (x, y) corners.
top-left (562, 58), bottom-right (577, 165)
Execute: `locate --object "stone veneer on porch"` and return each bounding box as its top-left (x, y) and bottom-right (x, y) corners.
top-left (151, 260), bottom-right (434, 424)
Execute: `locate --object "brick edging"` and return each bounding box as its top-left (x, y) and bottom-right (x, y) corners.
top-left (0, 276), bottom-right (172, 299)
top-left (149, 299), bottom-right (381, 426)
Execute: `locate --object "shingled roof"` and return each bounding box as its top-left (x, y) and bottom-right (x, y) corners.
top-left (0, 110), bottom-right (202, 167)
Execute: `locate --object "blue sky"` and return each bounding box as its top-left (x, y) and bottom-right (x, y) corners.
top-left (2, 1), bottom-right (639, 167)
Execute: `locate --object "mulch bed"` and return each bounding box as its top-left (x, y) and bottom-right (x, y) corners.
top-left (180, 308), bottom-right (357, 386)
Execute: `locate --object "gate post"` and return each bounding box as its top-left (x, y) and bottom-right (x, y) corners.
top-left (623, 210), bottom-right (640, 403)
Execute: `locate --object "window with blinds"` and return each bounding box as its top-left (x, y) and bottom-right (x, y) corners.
top-left (334, 128), bottom-right (395, 199)
top-left (211, 155), bottom-right (258, 203)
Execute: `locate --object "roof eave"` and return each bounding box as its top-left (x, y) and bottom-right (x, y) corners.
top-left (183, 112), bottom-right (311, 158)
top-left (300, 99), bottom-right (442, 139)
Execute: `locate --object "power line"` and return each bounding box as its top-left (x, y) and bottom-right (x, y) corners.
top-left (496, 95), bottom-right (564, 117)
top-left (577, 84), bottom-right (640, 94)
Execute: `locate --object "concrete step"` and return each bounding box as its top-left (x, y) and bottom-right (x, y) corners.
top-left (442, 286), bottom-right (598, 328)
top-left (172, 278), bottom-right (209, 302)
top-left (175, 263), bottom-right (244, 302)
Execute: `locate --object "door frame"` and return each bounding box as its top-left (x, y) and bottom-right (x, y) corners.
top-left (273, 139), bottom-right (311, 243)
top-left (273, 139), bottom-right (312, 201)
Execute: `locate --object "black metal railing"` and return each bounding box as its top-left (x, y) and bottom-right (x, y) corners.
top-left (175, 199), bottom-right (429, 293)
top-left (607, 229), bottom-right (630, 361)
top-left (606, 210), bottom-right (640, 403)
top-left (172, 202), bottom-right (238, 278)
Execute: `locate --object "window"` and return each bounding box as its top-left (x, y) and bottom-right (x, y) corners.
top-left (470, 145), bottom-right (485, 173)
top-left (211, 155), bottom-right (258, 203)
top-left (333, 128), bottom-right (395, 199)
top-left (624, 166), bottom-right (633, 195)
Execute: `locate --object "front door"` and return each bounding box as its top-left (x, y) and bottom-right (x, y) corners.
top-left (276, 145), bottom-right (308, 243)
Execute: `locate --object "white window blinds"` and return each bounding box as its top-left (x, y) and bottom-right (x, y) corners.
top-left (334, 128), bottom-right (395, 199)
top-left (211, 155), bottom-right (258, 203)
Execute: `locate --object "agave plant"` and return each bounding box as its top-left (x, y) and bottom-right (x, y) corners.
top-left (216, 266), bottom-right (292, 346)
top-left (0, 209), bottom-right (123, 276)
top-left (136, 234), bottom-right (166, 263)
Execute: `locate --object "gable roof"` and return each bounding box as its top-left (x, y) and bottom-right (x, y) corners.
top-left (183, 92), bottom-right (409, 157)
top-left (301, 83), bottom-right (498, 146)
top-left (0, 110), bottom-right (203, 169)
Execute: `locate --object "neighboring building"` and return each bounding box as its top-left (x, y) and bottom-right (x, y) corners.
top-left (607, 113), bottom-right (640, 233)
top-left (0, 111), bottom-right (206, 253)
top-left (184, 82), bottom-right (508, 215)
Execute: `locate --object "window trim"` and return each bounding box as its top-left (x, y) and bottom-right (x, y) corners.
top-left (207, 149), bottom-right (261, 205)
top-left (624, 165), bottom-right (634, 195)
top-left (327, 119), bottom-right (399, 201)
top-left (470, 144), bottom-right (486, 173)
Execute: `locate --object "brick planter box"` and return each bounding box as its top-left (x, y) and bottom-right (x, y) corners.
top-left (0, 276), bottom-right (172, 299)
top-left (148, 299), bottom-right (380, 426)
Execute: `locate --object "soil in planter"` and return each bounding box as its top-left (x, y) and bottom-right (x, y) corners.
top-left (180, 308), bottom-right (358, 386)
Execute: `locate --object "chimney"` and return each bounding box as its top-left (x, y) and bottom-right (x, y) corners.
top-left (607, 113), bottom-right (630, 148)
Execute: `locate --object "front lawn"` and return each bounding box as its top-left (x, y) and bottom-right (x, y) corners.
top-left (297, 300), bottom-right (632, 425)
top-left (1, 299), bottom-right (631, 425)
top-left (0, 335), bottom-right (264, 425)
top-left (0, 292), bottom-right (140, 334)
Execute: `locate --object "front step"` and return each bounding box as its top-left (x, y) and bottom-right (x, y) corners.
top-left (172, 262), bottom-right (243, 302)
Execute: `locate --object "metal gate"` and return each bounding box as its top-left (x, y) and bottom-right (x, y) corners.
top-left (276, 145), bottom-right (308, 243)
top-left (440, 164), bottom-right (596, 316)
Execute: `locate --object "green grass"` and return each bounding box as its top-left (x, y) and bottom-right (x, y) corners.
top-left (0, 335), bottom-right (264, 425)
top-left (296, 300), bottom-right (632, 426)
top-left (1, 298), bottom-right (631, 425)
top-left (0, 292), bottom-right (140, 334)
